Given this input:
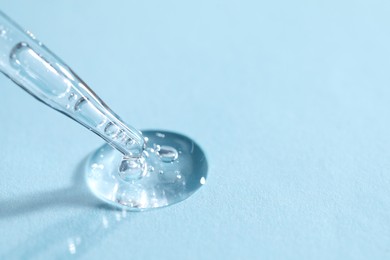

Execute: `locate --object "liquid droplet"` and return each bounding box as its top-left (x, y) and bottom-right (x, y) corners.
top-left (118, 157), bottom-right (147, 181)
top-left (85, 130), bottom-right (208, 210)
top-left (156, 145), bottom-right (179, 163)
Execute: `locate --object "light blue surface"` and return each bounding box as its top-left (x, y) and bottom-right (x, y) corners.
top-left (1, 0), bottom-right (390, 259)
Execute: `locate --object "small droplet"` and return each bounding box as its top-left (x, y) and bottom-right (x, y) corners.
top-left (68, 92), bottom-right (77, 101)
top-left (156, 145), bottom-right (179, 163)
top-left (159, 170), bottom-right (164, 174)
top-left (149, 166), bottom-right (155, 172)
top-left (118, 157), bottom-right (147, 181)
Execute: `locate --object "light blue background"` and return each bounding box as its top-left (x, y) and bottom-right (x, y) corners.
top-left (1, 0), bottom-right (390, 259)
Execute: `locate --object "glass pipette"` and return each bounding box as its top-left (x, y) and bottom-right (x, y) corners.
top-left (0, 11), bottom-right (145, 158)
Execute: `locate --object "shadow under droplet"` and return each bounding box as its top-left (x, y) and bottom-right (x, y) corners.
top-left (0, 154), bottom-right (133, 259)
top-left (0, 155), bottom-right (112, 219)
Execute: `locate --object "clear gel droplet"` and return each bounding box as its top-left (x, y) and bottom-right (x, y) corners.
top-left (85, 131), bottom-right (208, 210)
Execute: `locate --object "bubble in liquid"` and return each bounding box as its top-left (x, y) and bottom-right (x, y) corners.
top-left (125, 138), bottom-right (136, 149)
top-left (85, 130), bottom-right (208, 210)
top-left (156, 145), bottom-right (179, 163)
top-left (118, 157), bottom-right (147, 181)
top-left (104, 122), bottom-right (119, 137)
top-left (68, 92), bottom-right (77, 101)
top-left (97, 118), bottom-right (107, 128)
top-left (116, 130), bottom-right (127, 141)
top-left (73, 97), bottom-right (87, 111)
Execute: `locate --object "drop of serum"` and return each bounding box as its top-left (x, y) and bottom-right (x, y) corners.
top-left (85, 130), bottom-right (208, 210)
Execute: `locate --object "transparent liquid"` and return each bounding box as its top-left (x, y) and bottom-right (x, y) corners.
top-left (85, 130), bottom-right (208, 210)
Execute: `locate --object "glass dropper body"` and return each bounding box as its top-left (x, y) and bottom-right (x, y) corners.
top-left (0, 11), bottom-right (145, 158)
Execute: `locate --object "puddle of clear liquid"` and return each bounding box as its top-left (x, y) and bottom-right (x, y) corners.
top-left (86, 130), bottom-right (208, 210)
